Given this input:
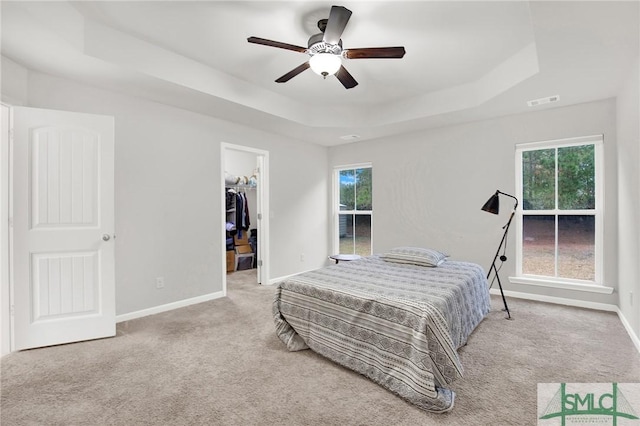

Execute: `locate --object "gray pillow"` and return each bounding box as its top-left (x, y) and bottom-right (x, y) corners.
top-left (381, 246), bottom-right (449, 267)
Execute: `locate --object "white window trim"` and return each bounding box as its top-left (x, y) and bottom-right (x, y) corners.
top-left (332, 163), bottom-right (372, 255)
top-left (513, 134), bottom-right (605, 289)
top-left (509, 276), bottom-right (613, 294)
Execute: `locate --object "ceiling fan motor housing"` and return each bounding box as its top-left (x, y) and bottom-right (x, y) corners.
top-left (307, 33), bottom-right (343, 56)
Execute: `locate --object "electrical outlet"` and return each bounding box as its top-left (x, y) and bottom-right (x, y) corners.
top-left (156, 277), bottom-right (165, 289)
top-left (300, 253), bottom-right (305, 262)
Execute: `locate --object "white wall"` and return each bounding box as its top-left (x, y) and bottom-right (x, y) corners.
top-left (0, 57), bottom-right (28, 106)
top-left (329, 99), bottom-right (619, 306)
top-left (616, 57), bottom-right (640, 337)
top-left (2, 62), bottom-right (329, 316)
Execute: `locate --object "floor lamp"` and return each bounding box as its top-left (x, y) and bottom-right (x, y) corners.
top-left (481, 190), bottom-right (518, 319)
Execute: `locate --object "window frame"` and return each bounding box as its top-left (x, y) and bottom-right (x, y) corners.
top-left (332, 163), bottom-right (373, 256)
top-left (513, 135), bottom-right (609, 293)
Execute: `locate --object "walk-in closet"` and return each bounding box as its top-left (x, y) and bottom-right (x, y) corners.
top-left (222, 144), bottom-right (269, 286)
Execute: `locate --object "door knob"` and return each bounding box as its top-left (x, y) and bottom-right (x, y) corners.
top-left (102, 234), bottom-right (111, 241)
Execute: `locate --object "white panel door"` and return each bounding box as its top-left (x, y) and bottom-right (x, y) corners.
top-left (12, 106), bottom-right (115, 351)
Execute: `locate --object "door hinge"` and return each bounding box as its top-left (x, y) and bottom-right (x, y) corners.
top-left (10, 304), bottom-right (15, 317)
top-left (258, 260), bottom-right (263, 267)
top-left (257, 213), bottom-right (262, 220)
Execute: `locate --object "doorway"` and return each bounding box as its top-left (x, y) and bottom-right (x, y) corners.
top-left (221, 143), bottom-right (269, 293)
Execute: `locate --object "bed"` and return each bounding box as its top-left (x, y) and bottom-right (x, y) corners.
top-left (272, 252), bottom-right (491, 413)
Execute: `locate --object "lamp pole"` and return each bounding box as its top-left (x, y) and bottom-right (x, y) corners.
top-left (482, 190), bottom-right (518, 320)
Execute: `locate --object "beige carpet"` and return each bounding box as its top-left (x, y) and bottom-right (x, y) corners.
top-left (2, 270), bottom-right (639, 425)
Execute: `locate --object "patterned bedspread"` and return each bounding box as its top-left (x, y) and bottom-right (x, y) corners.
top-left (272, 255), bottom-right (491, 413)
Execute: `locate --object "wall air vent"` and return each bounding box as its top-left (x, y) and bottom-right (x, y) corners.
top-left (527, 95), bottom-right (560, 107)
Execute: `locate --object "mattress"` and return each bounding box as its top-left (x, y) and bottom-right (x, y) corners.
top-left (272, 254), bottom-right (491, 412)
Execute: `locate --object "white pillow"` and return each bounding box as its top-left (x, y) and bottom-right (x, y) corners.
top-left (381, 247), bottom-right (449, 267)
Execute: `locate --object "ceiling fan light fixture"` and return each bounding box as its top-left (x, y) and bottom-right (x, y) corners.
top-left (309, 53), bottom-right (341, 78)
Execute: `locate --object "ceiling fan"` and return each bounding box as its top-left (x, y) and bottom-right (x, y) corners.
top-left (247, 5), bottom-right (406, 89)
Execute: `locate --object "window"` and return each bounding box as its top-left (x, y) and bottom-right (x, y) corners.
top-left (334, 165), bottom-right (372, 256)
top-left (515, 135), bottom-right (603, 285)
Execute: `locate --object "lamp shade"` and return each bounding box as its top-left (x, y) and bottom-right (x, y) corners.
top-left (481, 191), bottom-right (500, 214)
top-left (309, 53), bottom-right (342, 77)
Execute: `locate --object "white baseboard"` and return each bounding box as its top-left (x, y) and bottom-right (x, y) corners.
top-left (268, 268), bottom-right (318, 286)
top-left (491, 288), bottom-right (640, 354)
top-left (116, 291), bottom-right (225, 323)
top-left (268, 274), bottom-right (294, 286)
top-left (616, 308), bottom-right (640, 354)
top-left (490, 288), bottom-right (617, 312)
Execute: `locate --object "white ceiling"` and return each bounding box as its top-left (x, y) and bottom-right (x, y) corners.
top-left (1, 1), bottom-right (638, 146)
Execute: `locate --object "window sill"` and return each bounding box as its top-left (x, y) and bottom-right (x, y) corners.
top-left (508, 276), bottom-right (614, 294)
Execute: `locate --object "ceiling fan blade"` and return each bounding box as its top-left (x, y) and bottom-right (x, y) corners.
top-left (275, 62), bottom-right (310, 83)
top-left (323, 6), bottom-right (352, 45)
top-left (344, 47), bottom-right (406, 59)
top-left (247, 36), bottom-right (307, 53)
top-left (335, 65), bottom-right (358, 89)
